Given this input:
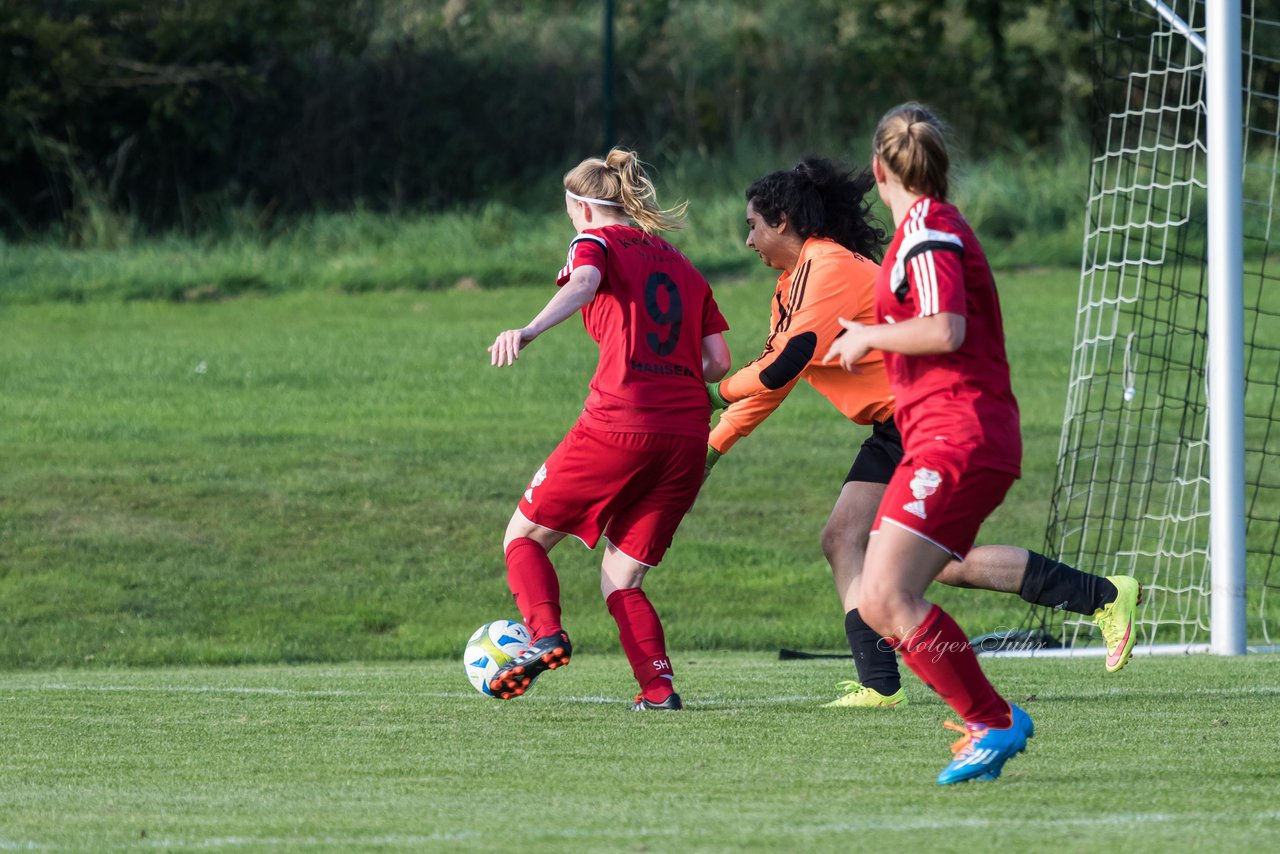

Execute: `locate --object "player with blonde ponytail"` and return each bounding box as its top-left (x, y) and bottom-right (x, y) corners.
top-left (824, 103), bottom-right (1043, 784)
top-left (487, 148), bottom-right (731, 710)
top-left (562, 148), bottom-right (688, 234)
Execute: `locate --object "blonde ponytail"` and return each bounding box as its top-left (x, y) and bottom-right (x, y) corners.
top-left (872, 103), bottom-right (951, 201)
top-left (563, 148), bottom-right (686, 233)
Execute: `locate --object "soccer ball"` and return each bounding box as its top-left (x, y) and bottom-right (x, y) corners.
top-left (463, 620), bottom-right (532, 696)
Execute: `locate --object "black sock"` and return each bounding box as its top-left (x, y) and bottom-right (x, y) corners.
top-left (1018, 551), bottom-right (1118, 615)
top-left (844, 608), bottom-right (901, 696)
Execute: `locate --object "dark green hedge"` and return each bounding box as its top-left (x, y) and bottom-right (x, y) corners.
top-left (0, 0), bottom-right (1090, 238)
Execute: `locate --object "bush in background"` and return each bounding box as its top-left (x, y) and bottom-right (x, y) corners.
top-left (0, 0), bottom-right (1091, 242)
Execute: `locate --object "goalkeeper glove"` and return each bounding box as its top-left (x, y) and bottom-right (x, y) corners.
top-left (704, 446), bottom-right (723, 480)
top-left (706, 381), bottom-right (731, 411)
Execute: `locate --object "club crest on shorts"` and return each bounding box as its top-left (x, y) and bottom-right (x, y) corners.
top-left (524, 464), bottom-right (547, 502)
top-left (904, 467), bottom-right (942, 519)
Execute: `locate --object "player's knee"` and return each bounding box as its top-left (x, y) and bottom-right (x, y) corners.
top-left (502, 511), bottom-right (536, 549)
top-left (856, 581), bottom-right (891, 632)
top-left (857, 599), bottom-right (896, 639)
top-left (857, 580), bottom-right (919, 640)
top-left (820, 522), bottom-right (842, 564)
top-left (821, 520), bottom-right (865, 566)
top-left (600, 560), bottom-right (647, 597)
top-left (602, 568), bottom-right (643, 588)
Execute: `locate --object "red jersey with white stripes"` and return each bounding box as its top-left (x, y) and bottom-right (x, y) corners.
top-left (557, 224), bottom-right (729, 438)
top-left (875, 197), bottom-right (1021, 475)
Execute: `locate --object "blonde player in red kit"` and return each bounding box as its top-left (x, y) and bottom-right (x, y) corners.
top-left (487, 148), bottom-right (731, 710)
top-left (824, 103), bottom-right (1035, 783)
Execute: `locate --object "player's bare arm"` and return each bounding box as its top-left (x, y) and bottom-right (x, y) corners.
top-left (488, 265), bottom-right (603, 367)
top-left (701, 332), bottom-right (731, 381)
top-left (823, 312), bottom-right (965, 371)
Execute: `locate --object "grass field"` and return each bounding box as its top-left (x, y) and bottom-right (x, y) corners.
top-left (3, 249), bottom-right (1279, 848)
top-left (2, 268), bottom-right (1080, 668)
top-left (2, 654), bottom-right (1278, 851)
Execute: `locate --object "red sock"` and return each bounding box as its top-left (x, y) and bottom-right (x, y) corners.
top-left (504, 537), bottom-right (563, 640)
top-left (606, 588), bottom-right (673, 701)
top-left (893, 604), bottom-right (1011, 729)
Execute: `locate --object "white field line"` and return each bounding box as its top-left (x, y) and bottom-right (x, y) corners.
top-left (1, 683), bottom-right (826, 706)
top-left (5, 810), bottom-right (1279, 850)
top-left (19, 684), bottom-right (366, 697)
top-left (5, 682), bottom-right (1280, 705)
top-left (981, 643), bottom-right (1280, 658)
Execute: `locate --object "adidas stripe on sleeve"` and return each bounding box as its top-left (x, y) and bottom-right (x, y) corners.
top-left (889, 200), bottom-right (965, 317)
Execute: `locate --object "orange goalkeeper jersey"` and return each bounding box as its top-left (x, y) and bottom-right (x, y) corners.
top-left (709, 237), bottom-right (894, 455)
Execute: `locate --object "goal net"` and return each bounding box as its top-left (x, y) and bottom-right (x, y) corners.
top-left (1036, 0), bottom-right (1280, 651)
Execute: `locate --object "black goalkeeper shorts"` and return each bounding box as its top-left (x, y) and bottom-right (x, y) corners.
top-left (844, 416), bottom-right (904, 486)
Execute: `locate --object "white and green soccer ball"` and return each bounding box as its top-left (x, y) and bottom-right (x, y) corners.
top-left (463, 620), bottom-right (532, 696)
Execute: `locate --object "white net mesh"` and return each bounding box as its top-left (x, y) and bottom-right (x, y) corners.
top-left (1043, 0), bottom-right (1280, 648)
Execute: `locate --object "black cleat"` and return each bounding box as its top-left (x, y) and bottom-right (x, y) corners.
top-left (629, 692), bottom-right (684, 711)
top-left (487, 632), bottom-right (572, 699)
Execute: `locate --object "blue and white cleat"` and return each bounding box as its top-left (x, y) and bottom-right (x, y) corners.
top-left (936, 703), bottom-right (1034, 785)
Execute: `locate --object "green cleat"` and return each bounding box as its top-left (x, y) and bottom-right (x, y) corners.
top-left (821, 680), bottom-right (907, 709)
top-left (1092, 575), bottom-right (1142, 673)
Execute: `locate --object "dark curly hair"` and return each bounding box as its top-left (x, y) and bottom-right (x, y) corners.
top-left (745, 156), bottom-right (887, 262)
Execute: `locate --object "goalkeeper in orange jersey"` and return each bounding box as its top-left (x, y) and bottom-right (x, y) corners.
top-left (705, 156), bottom-right (1142, 708)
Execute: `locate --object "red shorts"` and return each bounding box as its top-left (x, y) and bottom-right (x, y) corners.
top-left (518, 421), bottom-right (706, 567)
top-left (871, 450), bottom-right (1016, 559)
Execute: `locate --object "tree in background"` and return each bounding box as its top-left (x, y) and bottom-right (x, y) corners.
top-left (0, 0), bottom-right (1090, 241)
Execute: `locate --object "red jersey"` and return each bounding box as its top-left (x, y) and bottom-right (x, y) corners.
top-left (876, 197), bottom-right (1021, 475)
top-left (557, 224), bottom-right (729, 438)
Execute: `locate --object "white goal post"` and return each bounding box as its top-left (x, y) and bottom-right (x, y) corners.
top-left (1204, 0), bottom-right (1247, 656)
top-left (1007, 0), bottom-right (1280, 658)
